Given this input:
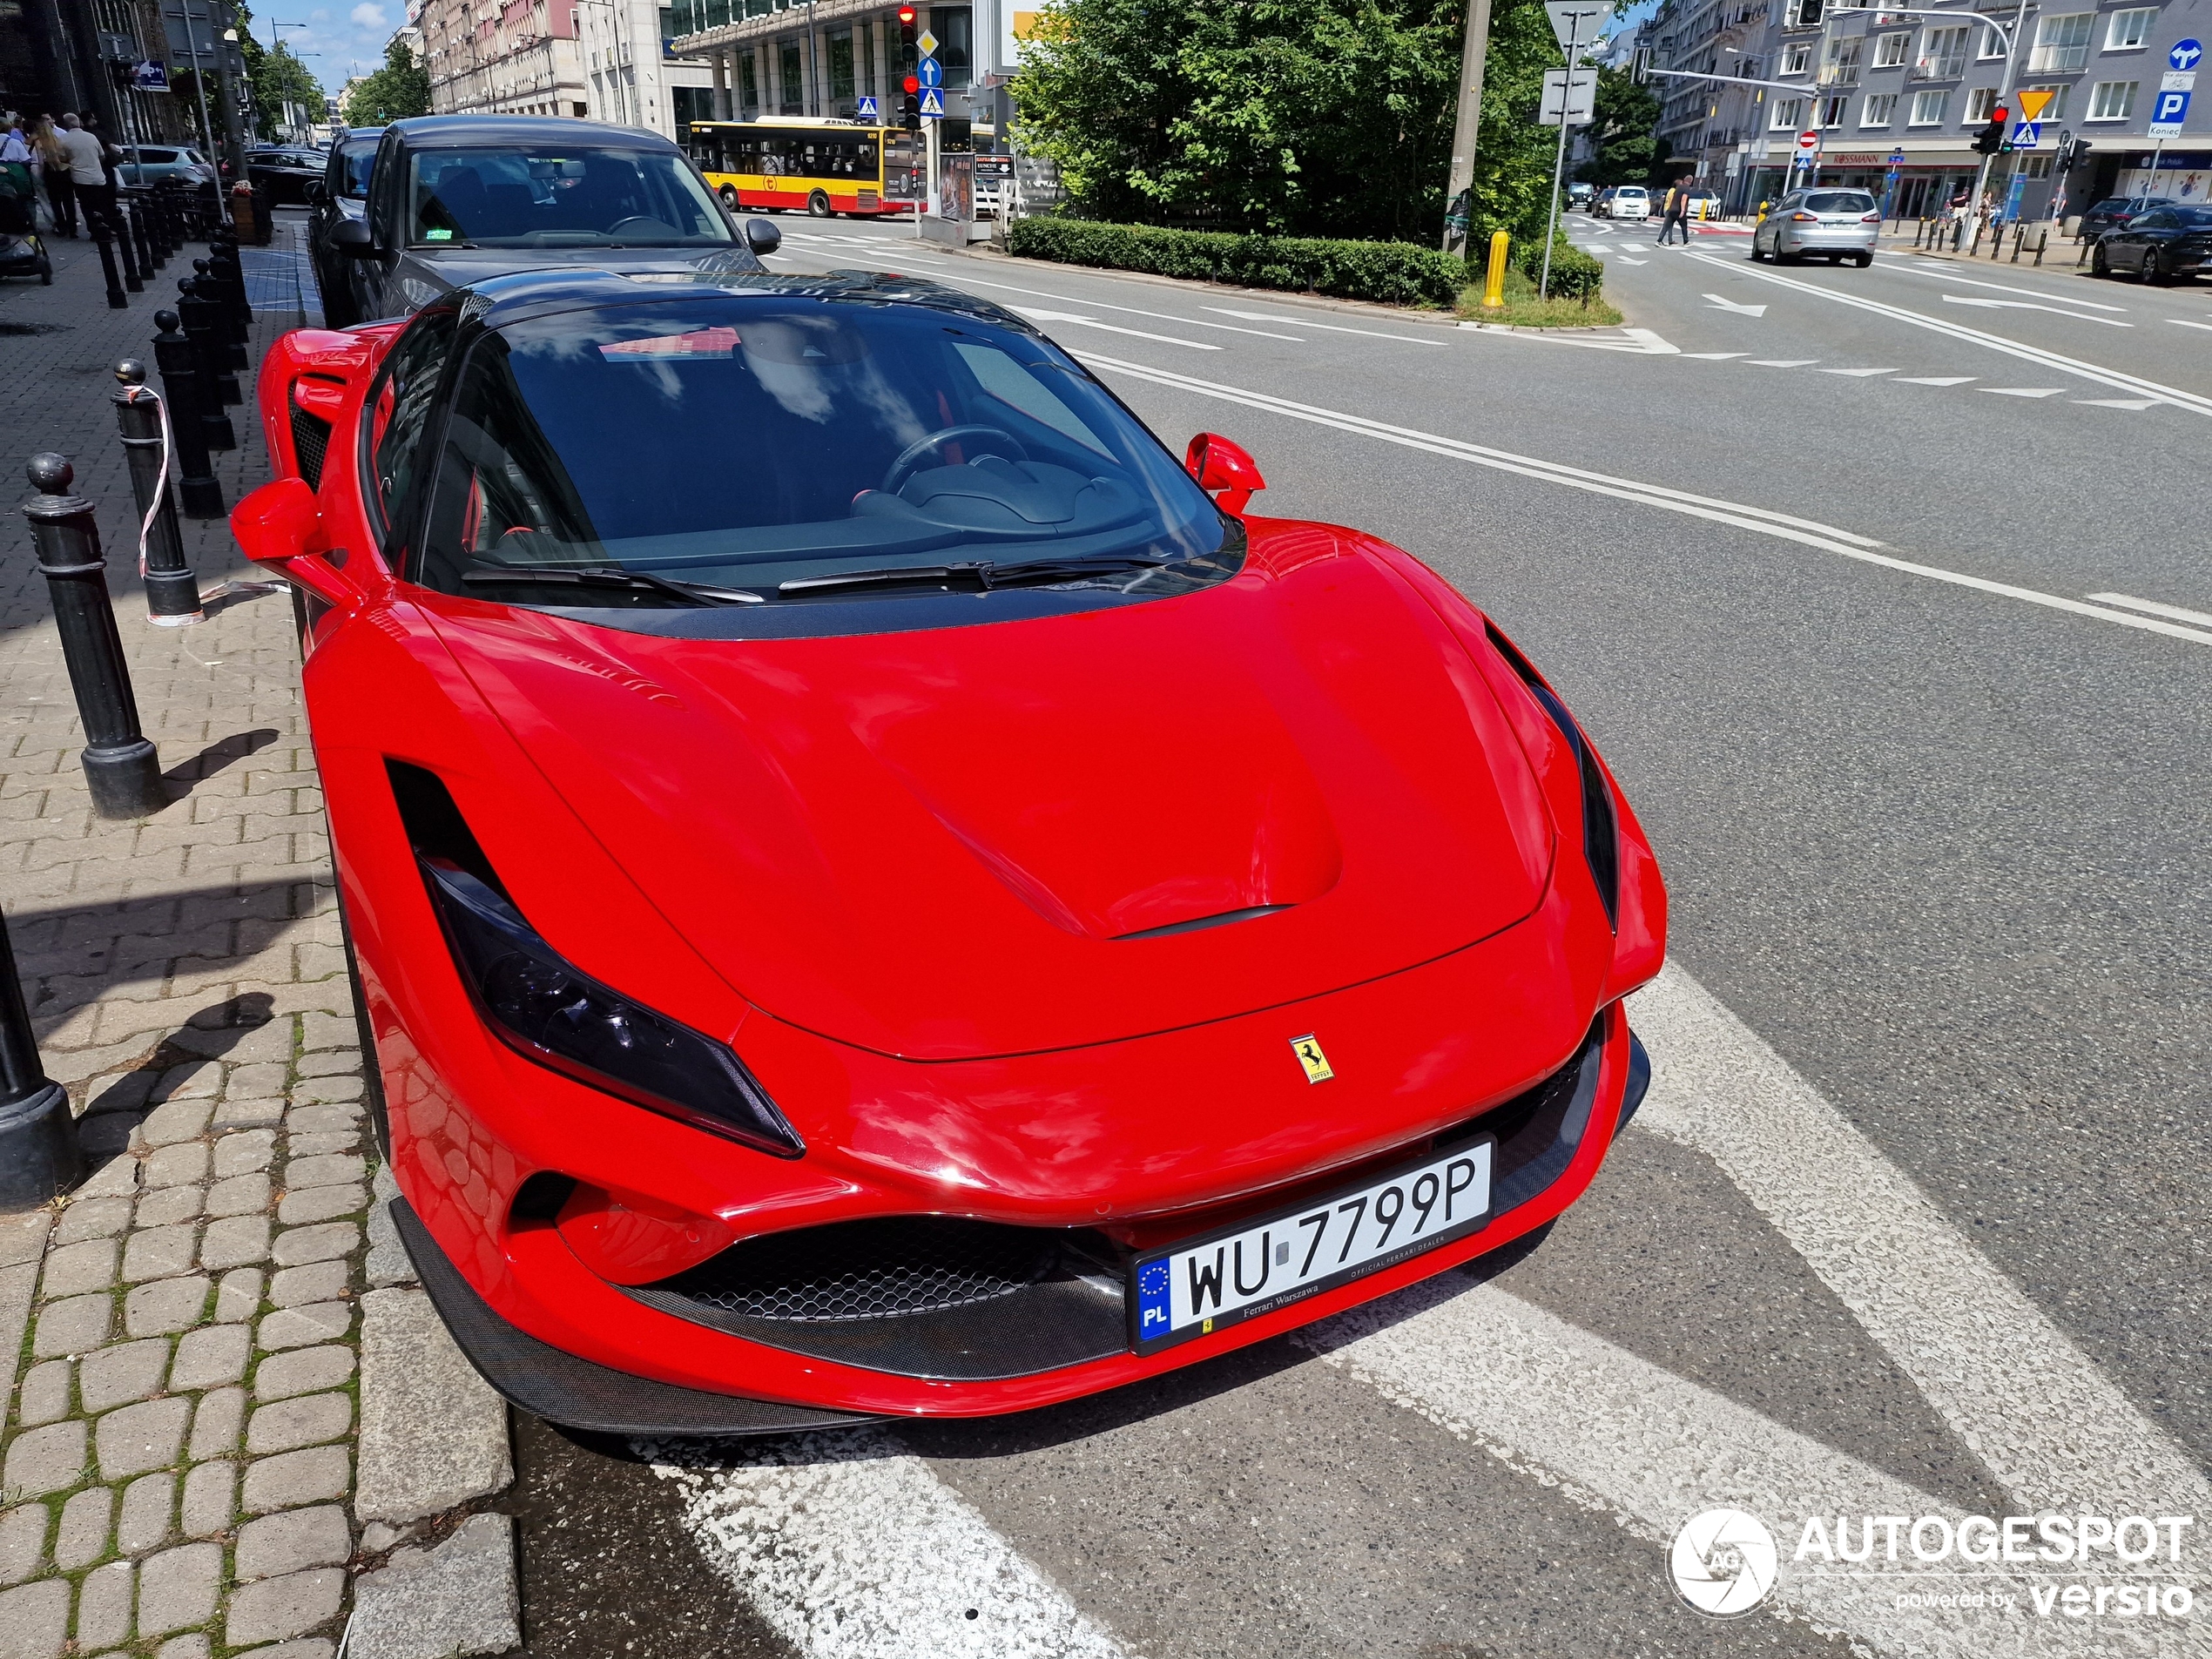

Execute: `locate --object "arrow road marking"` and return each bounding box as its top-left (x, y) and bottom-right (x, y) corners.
top-left (1702, 293), bottom-right (1767, 315)
top-left (1944, 294), bottom-right (2131, 327)
top-left (1820, 366), bottom-right (1898, 375)
top-left (2168, 318), bottom-right (2212, 333)
top-left (2076, 397), bottom-right (2166, 409)
top-left (1748, 358), bottom-right (1817, 367)
top-left (1008, 307), bottom-right (1219, 349)
top-left (1614, 256), bottom-right (1649, 266)
top-left (1457, 324), bottom-right (1681, 354)
top-left (2089, 591), bottom-right (2212, 626)
top-left (1893, 260), bottom-right (2128, 310)
top-left (1892, 374), bottom-right (1977, 385)
top-left (1204, 307), bottom-right (1447, 346)
top-left (1979, 386), bottom-right (2066, 396)
top-left (1681, 350), bottom-right (1748, 358)
top-left (1072, 350), bottom-right (2212, 647)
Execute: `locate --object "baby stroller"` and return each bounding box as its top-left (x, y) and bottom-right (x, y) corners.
top-left (0, 161), bottom-right (54, 285)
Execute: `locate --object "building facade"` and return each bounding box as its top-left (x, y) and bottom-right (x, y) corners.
top-left (420, 0), bottom-right (587, 117)
top-left (576, 0), bottom-right (712, 139)
top-left (1643, 0), bottom-right (2211, 218)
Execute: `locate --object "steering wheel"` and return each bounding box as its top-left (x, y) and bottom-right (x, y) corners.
top-left (606, 214), bottom-right (677, 239)
top-left (880, 425), bottom-right (1029, 494)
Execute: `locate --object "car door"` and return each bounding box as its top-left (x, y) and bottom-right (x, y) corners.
top-left (2121, 210), bottom-right (2162, 268)
top-left (355, 133), bottom-right (410, 321)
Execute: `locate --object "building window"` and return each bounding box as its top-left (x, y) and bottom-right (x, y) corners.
top-left (1909, 88), bottom-right (1947, 125)
top-left (2020, 154), bottom-right (2053, 177)
top-left (779, 37), bottom-right (803, 112)
top-left (1966, 85), bottom-right (2001, 121)
top-left (738, 52), bottom-right (757, 110)
top-left (929, 5), bottom-right (971, 89)
top-left (1874, 31), bottom-right (1909, 67)
top-left (2086, 78), bottom-right (2137, 119)
top-left (2028, 13), bottom-right (2092, 72)
top-left (1819, 94), bottom-right (1848, 126)
top-left (828, 27), bottom-right (853, 101)
top-left (1782, 41), bottom-right (1811, 75)
top-left (1976, 24), bottom-right (2004, 60)
top-left (1784, 0), bottom-right (1822, 26)
top-left (1772, 96), bottom-right (1807, 129)
top-left (1915, 26), bottom-right (1967, 78)
top-left (2020, 83), bottom-right (2068, 120)
top-left (2105, 7), bottom-right (2155, 50)
top-left (1821, 35), bottom-right (1862, 83)
top-left (859, 23), bottom-right (875, 98)
top-left (1860, 91), bottom-right (1897, 125)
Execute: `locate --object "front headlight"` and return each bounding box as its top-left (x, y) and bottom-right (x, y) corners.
top-left (420, 855), bottom-right (805, 1157)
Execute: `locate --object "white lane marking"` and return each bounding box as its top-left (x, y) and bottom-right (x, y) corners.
top-left (2168, 317), bottom-right (2212, 333)
top-left (2076, 396), bottom-right (2165, 409)
top-left (1892, 262), bottom-right (2129, 310)
top-left (1945, 294), bottom-right (2132, 327)
top-left (2088, 590), bottom-right (2212, 627)
top-left (1073, 350), bottom-right (2212, 646)
top-left (1686, 249), bottom-right (2212, 414)
top-left (1203, 307), bottom-right (1447, 346)
top-left (1820, 366), bottom-right (1898, 376)
top-left (648, 1426), bottom-right (1126, 1659)
top-left (1632, 961), bottom-right (2212, 1517)
top-left (1681, 350), bottom-right (1748, 359)
top-left (1893, 374), bottom-right (1977, 385)
top-left (1301, 1282), bottom-right (2156, 1659)
top-left (1702, 293), bottom-right (1768, 316)
top-left (1615, 256), bottom-right (1649, 266)
top-left (1008, 306), bottom-right (1220, 350)
top-left (1979, 386), bottom-right (2067, 397)
top-left (1457, 324), bottom-right (1681, 354)
top-left (1747, 357), bottom-right (1817, 367)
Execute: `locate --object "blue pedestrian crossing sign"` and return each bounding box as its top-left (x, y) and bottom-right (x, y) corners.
top-left (2008, 119), bottom-right (2040, 148)
top-left (918, 86), bottom-right (946, 118)
top-left (856, 94), bottom-right (879, 118)
top-left (918, 55), bottom-right (943, 88)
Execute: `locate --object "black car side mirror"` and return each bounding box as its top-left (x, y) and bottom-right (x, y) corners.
top-left (332, 219), bottom-right (378, 260)
top-left (745, 218), bottom-right (781, 256)
top-left (306, 179), bottom-right (327, 204)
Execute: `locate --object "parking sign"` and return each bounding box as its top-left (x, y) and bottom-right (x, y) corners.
top-left (2148, 86), bottom-right (2190, 138)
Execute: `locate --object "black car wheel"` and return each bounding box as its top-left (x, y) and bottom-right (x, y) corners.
top-left (807, 189), bottom-right (833, 217)
top-left (1855, 251), bottom-right (1873, 268)
top-left (2093, 242), bottom-right (2111, 276)
top-left (2141, 246), bottom-right (2166, 285)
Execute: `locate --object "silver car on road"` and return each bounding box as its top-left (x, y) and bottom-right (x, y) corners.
top-left (1751, 188), bottom-right (1880, 266)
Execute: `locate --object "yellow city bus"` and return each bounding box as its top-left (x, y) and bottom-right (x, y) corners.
top-left (685, 118), bottom-right (924, 219)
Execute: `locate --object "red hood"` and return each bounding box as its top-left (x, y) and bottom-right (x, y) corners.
top-left (423, 523), bottom-right (1555, 1060)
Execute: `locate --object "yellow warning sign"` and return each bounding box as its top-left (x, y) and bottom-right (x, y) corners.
top-left (1291, 1035), bottom-right (1335, 1084)
top-left (2015, 89), bottom-right (2054, 121)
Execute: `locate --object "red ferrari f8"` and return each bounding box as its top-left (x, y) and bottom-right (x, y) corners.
top-left (233, 270), bottom-right (1666, 1433)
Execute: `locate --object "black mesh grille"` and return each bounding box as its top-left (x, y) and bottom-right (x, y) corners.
top-left (661, 1216), bottom-right (1065, 1323)
top-left (289, 399), bottom-right (330, 490)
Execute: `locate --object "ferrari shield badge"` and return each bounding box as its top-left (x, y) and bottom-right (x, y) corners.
top-left (1291, 1035), bottom-right (1334, 1083)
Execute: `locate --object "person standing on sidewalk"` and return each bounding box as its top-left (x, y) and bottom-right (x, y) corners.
top-left (0, 113), bottom-right (29, 165)
top-left (78, 113), bottom-right (124, 235)
top-left (1656, 175), bottom-right (1695, 246)
top-left (31, 115), bottom-right (75, 235)
top-left (57, 114), bottom-right (109, 237)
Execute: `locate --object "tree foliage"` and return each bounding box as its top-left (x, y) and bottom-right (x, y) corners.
top-left (248, 44), bottom-right (326, 138)
top-left (1011, 0), bottom-right (1570, 243)
top-left (343, 40), bottom-right (431, 127)
top-left (1575, 67), bottom-right (1661, 188)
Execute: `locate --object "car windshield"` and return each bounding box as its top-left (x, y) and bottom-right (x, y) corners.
top-left (411, 295), bottom-right (1231, 612)
top-left (407, 146), bottom-right (732, 248)
top-left (339, 139), bottom-right (375, 198)
top-left (1804, 191), bottom-right (1875, 213)
top-left (2174, 207), bottom-right (2212, 226)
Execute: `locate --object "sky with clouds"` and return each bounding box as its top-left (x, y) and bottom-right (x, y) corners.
top-left (253, 0), bottom-right (402, 96)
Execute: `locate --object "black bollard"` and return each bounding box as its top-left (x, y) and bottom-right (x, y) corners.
top-left (144, 188), bottom-right (171, 262)
top-left (19, 455), bottom-right (168, 819)
top-left (212, 243), bottom-right (253, 344)
top-left (151, 310), bottom-right (226, 517)
top-left (92, 223), bottom-right (127, 308)
top-left (0, 905), bottom-right (84, 1211)
top-left (131, 193), bottom-right (159, 273)
top-left (112, 361), bottom-right (205, 626)
top-left (114, 202), bottom-right (145, 292)
top-left (197, 257), bottom-right (249, 369)
top-left (178, 278), bottom-right (240, 435)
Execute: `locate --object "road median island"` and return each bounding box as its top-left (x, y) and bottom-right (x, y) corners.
top-left (1004, 216), bottom-right (1471, 308)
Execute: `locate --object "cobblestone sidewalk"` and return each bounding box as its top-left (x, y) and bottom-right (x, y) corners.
top-left (1, 215), bottom-right (518, 1659)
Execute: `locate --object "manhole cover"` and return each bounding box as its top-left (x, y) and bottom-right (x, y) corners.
top-left (0, 321), bottom-right (72, 336)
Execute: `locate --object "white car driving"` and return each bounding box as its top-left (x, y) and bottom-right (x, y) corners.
top-left (1606, 185), bottom-right (1651, 221)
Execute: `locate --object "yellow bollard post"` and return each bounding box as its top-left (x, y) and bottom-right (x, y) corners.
top-left (1482, 231), bottom-right (1510, 309)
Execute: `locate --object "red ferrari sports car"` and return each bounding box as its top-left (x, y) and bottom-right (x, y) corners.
top-left (233, 269), bottom-right (1666, 1433)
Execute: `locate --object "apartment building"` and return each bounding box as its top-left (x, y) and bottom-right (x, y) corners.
top-left (1643, 0), bottom-right (2209, 216)
top-left (664, 0), bottom-right (1007, 132)
top-left (420, 0), bottom-right (586, 118)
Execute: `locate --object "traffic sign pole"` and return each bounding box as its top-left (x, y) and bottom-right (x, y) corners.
top-left (1966, 0), bottom-right (2033, 246)
top-left (1538, 2), bottom-right (1602, 300)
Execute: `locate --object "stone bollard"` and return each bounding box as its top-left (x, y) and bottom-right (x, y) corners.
top-left (152, 309), bottom-right (228, 516)
top-left (178, 277), bottom-right (241, 439)
top-left (19, 455), bottom-right (168, 819)
top-left (0, 903), bottom-right (84, 1211)
top-left (91, 220), bottom-right (127, 308)
top-left (112, 361), bottom-right (206, 625)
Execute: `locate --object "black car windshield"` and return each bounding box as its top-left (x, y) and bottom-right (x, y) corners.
top-left (407, 146), bottom-right (732, 247)
top-left (2171, 206), bottom-right (2212, 226)
top-left (411, 296), bottom-right (1230, 610)
top-left (339, 140), bottom-right (376, 198)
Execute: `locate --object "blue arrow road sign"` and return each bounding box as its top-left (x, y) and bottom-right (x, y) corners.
top-left (917, 55), bottom-right (942, 88)
top-left (2149, 87), bottom-right (2191, 135)
top-left (2171, 37), bottom-right (2202, 71)
top-left (919, 86), bottom-right (945, 118)
top-left (856, 94), bottom-right (878, 118)
top-left (1888, 150), bottom-right (1905, 164)
top-left (2009, 119), bottom-right (2040, 148)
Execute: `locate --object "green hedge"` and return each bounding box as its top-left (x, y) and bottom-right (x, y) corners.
top-left (1517, 234), bottom-right (1606, 303)
top-left (1005, 216), bottom-right (1468, 307)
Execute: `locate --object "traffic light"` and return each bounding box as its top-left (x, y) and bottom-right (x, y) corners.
top-left (2056, 135), bottom-right (2092, 169)
top-left (1630, 46), bottom-right (1653, 85)
top-left (1972, 105), bottom-right (2007, 153)
top-left (898, 4), bottom-right (920, 132)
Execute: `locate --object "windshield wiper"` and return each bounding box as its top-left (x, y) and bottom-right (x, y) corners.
top-left (778, 554), bottom-right (1173, 597)
top-left (462, 564), bottom-right (764, 605)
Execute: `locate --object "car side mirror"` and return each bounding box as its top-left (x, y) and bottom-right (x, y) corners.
top-left (745, 217), bottom-right (781, 256)
top-left (1184, 433), bottom-right (1266, 516)
top-left (332, 217), bottom-right (378, 259)
top-left (305, 178), bottom-right (327, 203)
top-left (232, 477), bottom-right (355, 605)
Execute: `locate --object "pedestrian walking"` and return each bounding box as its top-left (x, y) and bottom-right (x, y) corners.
top-left (1656, 175), bottom-right (1695, 246)
top-left (56, 114), bottom-right (107, 238)
top-left (0, 113), bottom-right (29, 165)
top-left (77, 114), bottom-right (123, 237)
top-left (30, 115), bottom-right (75, 235)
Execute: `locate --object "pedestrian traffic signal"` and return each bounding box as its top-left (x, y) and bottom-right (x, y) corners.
top-left (1971, 106), bottom-right (2007, 153)
top-left (898, 3), bottom-right (918, 59)
top-left (1630, 47), bottom-right (1653, 84)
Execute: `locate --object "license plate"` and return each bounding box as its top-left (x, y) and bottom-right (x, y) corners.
top-left (1130, 1136), bottom-right (1494, 1353)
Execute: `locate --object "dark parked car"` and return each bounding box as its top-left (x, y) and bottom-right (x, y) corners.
top-left (322, 114), bottom-right (779, 323)
top-left (2077, 195), bottom-right (2173, 240)
top-left (2094, 203), bottom-right (2212, 282)
top-left (309, 128), bottom-right (381, 327)
top-left (248, 147), bottom-right (328, 206)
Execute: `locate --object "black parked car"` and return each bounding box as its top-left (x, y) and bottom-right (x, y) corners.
top-left (2093, 203), bottom-right (2212, 282)
top-left (321, 114), bottom-right (779, 323)
top-left (248, 147), bottom-right (328, 206)
top-left (308, 128), bottom-right (381, 327)
top-left (2077, 195), bottom-right (2173, 240)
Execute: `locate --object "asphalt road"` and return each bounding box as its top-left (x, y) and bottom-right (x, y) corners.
top-left (498, 219), bottom-right (2211, 1659)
